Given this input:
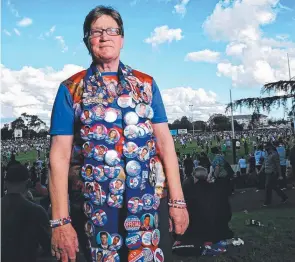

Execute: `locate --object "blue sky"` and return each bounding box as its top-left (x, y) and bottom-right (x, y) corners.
top-left (1, 0), bottom-right (295, 125)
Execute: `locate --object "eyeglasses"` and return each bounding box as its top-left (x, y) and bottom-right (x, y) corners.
top-left (89, 28), bottom-right (121, 38)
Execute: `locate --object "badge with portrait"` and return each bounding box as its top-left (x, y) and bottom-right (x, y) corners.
top-left (104, 165), bottom-right (121, 179)
top-left (90, 184), bottom-right (106, 206)
top-left (83, 201), bottom-right (93, 217)
top-left (93, 145), bottom-right (108, 162)
top-left (105, 128), bottom-right (120, 145)
top-left (83, 181), bottom-right (95, 198)
top-left (80, 125), bottom-right (93, 141)
top-left (137, 146), bottom-right (150, 162)
top-left (91, 124), bottom-right (107, 140)
top-left (145, 120), bottom-right (154, 135)
top-left (123, 125), bottom-right (139, 140)
top-left (82, 142), bottom-right (94, 158)
top-left (96, 231), bottom-right (112, 250)
top-left (129, 90), bottom-right (141, 104)
top-left (149, 157), bottom-right (166, 185)
top-left (127, 197), bottom-right (143, 214)
top-left (85, 221), bottom-right (95, 237)
top-left (91, 105), bottom-right (105, 121)
top-left (137, 123), bottom-right (149, 138)
top-left (81, 164), bottom-right (95, 182)
top-left (140, 213), bottom-right (154, 231)
top-left (91, 209), bottom-right (108, 227)
top-left (123, 142), bottom-right (139, 158)
top-left (135, 103), bottom-right (154, 119)
top-left (126, 175), bottom-right (142, 190)
top-left (93, 165), bottom-right (108, 182)
top-left (104, 150), bottom-right (120, 166)
top-left (117, 94), bottom-right (133, 108)
top-left (107, 193), bottom-right (123, 208)
top-left (109, 234), bottom-right (123, 251)
top-left (124, 111), bottom-right (139, 126)
top-left (146, 139), bottom-right (156, 156)
top-left (109, 178), bottom-right (125, 195)
top-left (103, 251), bottom-right (120, 262)
top-left (80, 109), bottom-right (94, 125)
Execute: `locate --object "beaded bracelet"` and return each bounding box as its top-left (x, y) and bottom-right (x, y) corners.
top-left (168, 203), bottom-right (187, 209)
top-left (168, 199), bottom-right (186, 205)
top-left (50, 216), bottom-right (72, 228)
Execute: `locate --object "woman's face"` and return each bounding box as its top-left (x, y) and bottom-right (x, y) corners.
top-left (89, 15), bottom-right (124, 62)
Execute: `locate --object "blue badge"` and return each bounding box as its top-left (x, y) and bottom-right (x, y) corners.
top-left (146, 139), bottom-right (156, 156)
top-left (109, 178), bottom-right (125, 195)
top-left (80, 125), bottom-right (93, 141)
top-left (104, 150), bottom-right (120, 166)
top-left (93, 166), bottom-right (108, 182)
top-left (140, 213), bottom-right (154, 231)
top-left (93, 145), bottom-right (108, 162)
top-left (80, 109), bottom-right (93, 125)
top-left (152, 229), bottom-right (160, 246)
top-left (142, 248), bottom-right (154, 262)
top-left (126, 160), bottom-right (141, 177)
top-left (124, 125), bottom-right (139, 140)
top-left (90, 186), bottom-right (106, 206)
top-left (104, 165), bottom-right (121, 179)
top-left (91, 105), bottom-right (105, 121)
top-left (141, 231), bottom-right (152, 247)
top-left (125, 233), bottom-right (142, 250)
top-left (107, 193), bottom-right (123, 208)
top-left (83, 201), bottom-right (93, 217)
top-left (91, 209), bottom-right (108, 227)
top-left (109, 233), bottom-right (123, 251)
top-left (126, 175), bottom-right (142, 190)
top-left (82, 142), bottom-right (94, 158)
top-left (124, 111), bottom-right (139, 125)
top-left (128, 197), bottom-right (143, 214)
top-left (137, 146), bottom-right (150, 162)
top-left (96, 231), bottom-right (112, 250)
top-left (105, 128), bottom-right (120, 145)
top-left (154, 212), bottom-right (159, 229)
top-left (91, 124), bottom-right (107, 140)
top-left (142, 194), bottom-right (154, 210)
top-left (124, 215), bottom-right (141, 232)
top-left (153, 195), bottom-right (160, 210)
top-left (103, 251), bottom-right (120, 261)
top-left (81, 164), bottom-right (94, 181)
top-left (85, 221), bottom-right (95, 238)
top-left (123, 142), bottom-right (139, 158)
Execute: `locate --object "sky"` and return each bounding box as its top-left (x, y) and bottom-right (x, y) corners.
top-left (1, 0), bottom-right (295, 126)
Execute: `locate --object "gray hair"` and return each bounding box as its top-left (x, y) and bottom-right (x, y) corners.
top-left (192, 166), bottom-right (208, 182)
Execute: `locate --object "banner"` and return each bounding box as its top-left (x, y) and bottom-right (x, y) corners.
top-left (170, 129), bottom-right (177, 136)
top-left (14, 129), bottom-right (22, 138)
top-left (178, 129), bottom-right (187, 135)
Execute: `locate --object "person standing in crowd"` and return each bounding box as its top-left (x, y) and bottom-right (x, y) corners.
top-left (1, 164), bottom-right (51, 262)
top-left (255, 145), bottom-right (266, 190)
top-left (258, 143), bottom-right (288, 206)
top-left (49, 5), bottom-right (188, 262)
top-left (238, 156), bottom-right (247, 176)
top-left (276, 141), bottom-right (287, 190)
top-left (183, 153), bottom-right (194, 179)
top-left (244, 140), bottom-right (249, 155)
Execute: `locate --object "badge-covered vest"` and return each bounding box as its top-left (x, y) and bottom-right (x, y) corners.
top-left (62, 62), bottom-right (166, 260)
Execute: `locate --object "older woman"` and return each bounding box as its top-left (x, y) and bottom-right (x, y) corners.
top-left (49, 5), bottom-right (188, 262)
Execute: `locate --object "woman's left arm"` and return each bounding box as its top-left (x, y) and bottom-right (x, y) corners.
top-left (153, 122), bottom-right (189, 235)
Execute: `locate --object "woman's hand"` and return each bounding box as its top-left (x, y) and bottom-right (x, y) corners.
top-left (169, 207), bottom-right (189, 235)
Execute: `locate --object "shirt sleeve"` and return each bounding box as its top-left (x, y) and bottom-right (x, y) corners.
top-left (49, 84), bottom-right (74, 135)
top-left (151, 79), bottom-right (168, 124)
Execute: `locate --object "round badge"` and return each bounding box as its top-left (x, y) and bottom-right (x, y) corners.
top-left (124, 215), bottom-right (141, 232)
top-left (140, 213), bottom-right (154, 231)
top-left (82, 142), bottom-right (94, 158)
top-left (81, 164), bottom-right (94, 181)
top-left (83, 201), bottom-right (93, 217)
top-left (154, 212), bottom-right (159, 229)
top-left (153, 195), bottom-right (160, 210)
top-left (141, 231), bottom-right (152, 247)
top-left (145, 120), bottom-right (154, 134)
top-left (126, 160), bottom-right (141, 177)
top-left (125, 233), bottom-right (142, 250)
top-left (96, 231), bottom-right (112, 250)
top-left (124, 111), bottom-right (139, 125)
top-left (142, 194), bottom-right (154, 210)
top-left (103, 251), bottom-right (120, 262)
top-left (80, 109), bottom-right (93, 125)
top-left (107, 193), bottom-right (123, 208)
top-left (127, 175), bottom-right (142, 189)
top-left (124, 125), bottom-right (139, 140)
top-left (91, 124), bottom-right (107, 140)
top-left (137, 126), bottom-right (146, 138)
top-left (92, 105), bottom-right (105, 120)
top-left (104, 108), bottom-right (118, 123)
top-left (128, 249), bottom-right (144, 262)
top-left (123, 142), bottom-right (138, 158)
top-left (81, 125), bottom-right (92, 141)
top-left (152, 229), bottom-right (160, 246)
top-left (93, 145), bottom-right (108, 162)
top-left (95, 249), bottom-right (105, 261)
top-left (104, 165), bottom-right (121, 179)
top-left (109, 178), bottom-right (125, 195)
top-left (146, 140), bottom-right (156, 156)
top-left (142, 248), bottom-right (154, 262)
top-left (128, 197), bottom-right (143, 214)
top-left (109, 234), bottom-right (123, 251)
top-left (84, 221), bottom-right (95, 237)
top-left (91, 209), bottom-right (108, 227)
top-left (90, 186), bottom-right (106, 206)
top-left (154, 248), bottom-right (164, 262)
top-left (137, 146), bottom-right (150, 162)
top-left (117, 94), bottom-right (132, 108)
top-left (138, 123), bottom-right (149, 137)
top-left (130, 102), bottom-right (136, 109)
top-left (93, 166), bottom-right (108, 182)
top-left (83, 181), bottom-right (95, 198)
top-left (105, 128), bottom-right (120, 145)
top-left (104, 150), bottom-right (120, 166)
top-left (150, 157), bottom-right (165, 185)
top-left (135, 103), bottom-right (154, 119)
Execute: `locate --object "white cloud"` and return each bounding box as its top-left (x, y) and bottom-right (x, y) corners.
top-left (17, 17), bottom-right (33, 27)
top-left (144, 25), bottom-right (183, 47)
top-left (55, 36), bottom-right (68, 52)
top-left (161, 87), bottom-right (225, 122)
top-left (202, 0), bottom-right (295, 87)
top-left (3, 29), bottom-right (11, 36)
top-left (174, 0), bottom-right (190, 16)
top-left (0, 64), bottom-right (84, 125)
top-left (7, 0), bottom-right (20, 17)
top-left (185, 49), bottom-right (220, 63)
top-left (45, 25), bottom-right (56, 37)
top-left (13, 28), bottom-right (21, 36)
